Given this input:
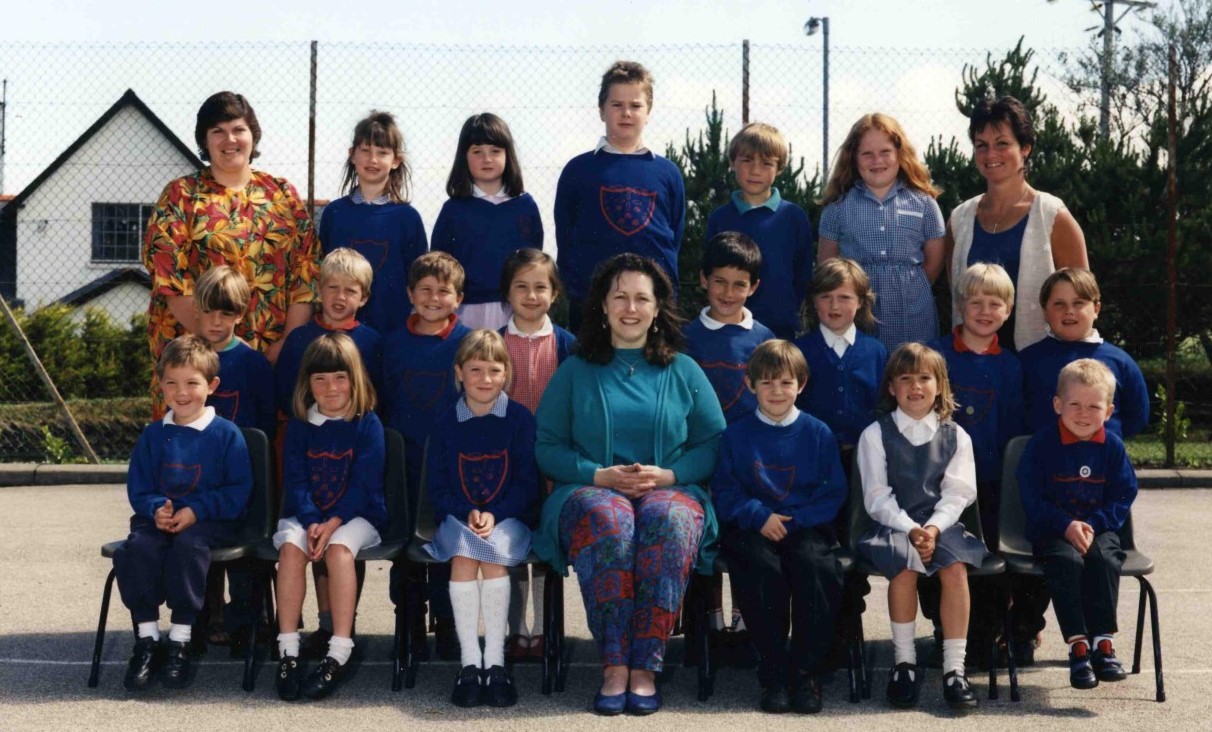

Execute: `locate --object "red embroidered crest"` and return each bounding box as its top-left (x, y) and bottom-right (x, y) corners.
top-left (753, 460), bottom-right (797, 501)
top-left (348, 239), bottom-right (390, 270)
top-left (699, 361), bottom-right (748, 412)
top-left (953, 386), bottom-right (995, 425)
top-left (458, 450), bottom-right (510, 506)
top-left (208, 390), bottom-right (241, 423)
top-left (308, 448), bottom-right (354, 511)
top-left (160, 462), bottom-right (202, 499)
top-left (599, 186), bottom-right (657, 236)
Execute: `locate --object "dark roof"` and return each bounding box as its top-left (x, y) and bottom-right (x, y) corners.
top-left (56, 267), bottom-right (150, 308)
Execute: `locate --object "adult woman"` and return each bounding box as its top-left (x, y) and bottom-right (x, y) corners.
top-left (143, 91), bottom-right (319, 414)
top-left (946, 95), bottom-right (1088, 352)
top-left (533, 253), bottom-right (725, 716)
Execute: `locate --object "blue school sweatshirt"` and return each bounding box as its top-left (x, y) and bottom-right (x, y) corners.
top-left (426, 396), bottom-right (540, 526)
top-left (210, 339), bottom-right (275, 437)
top-left (126, 411), bottom-right (252, 522)
top-left (273, 318), bottom-right (383, 415)
top-left (1017, 421), bottom-right (1137, 546)
top-left (929, 329), bottom-right (1025, 483)
top-left (794, 328), bottom-right (888, 447)
top-left (712, 411), bottom-right (847, 533)
top-left (681, 311), bottom-right (775, 425)
top-left (431, 195), bottom-right (544, 305)
top-left (554, 150), bottom-right (686, 303)
top-left (380, 315), bottom-right (471, 450)
top-left (318, 197), bottom-right (428, 335)
top-left (1019, 335), bottom-right (1150, 439)
top-left (706, 191), bottom-right (814, 340)
top-left (282, 410), bottom-right (387, 530)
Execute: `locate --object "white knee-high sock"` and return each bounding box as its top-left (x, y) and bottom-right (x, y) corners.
top-left (892, 621), bottom-right (917, 666)
top-left (481, 576), bottom-right (511, 668)
top-left (942, 638), bottom-right (967, 675)
top-left (529, 571), bottom-right (546, 637)
top-left (449, 580), bottom-right (482, 668)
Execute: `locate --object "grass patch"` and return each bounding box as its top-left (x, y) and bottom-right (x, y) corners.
top-left (1126, 430), bottom-right (1212, 469)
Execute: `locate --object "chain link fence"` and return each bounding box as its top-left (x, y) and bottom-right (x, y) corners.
top-left (0, 40), bottom-right (1191, 463)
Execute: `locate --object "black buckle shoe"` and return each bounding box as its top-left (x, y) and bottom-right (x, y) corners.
top-left (123, 637), bottom-right (162, 691)
top-left (451, 664), bottom-right (483, 707)
top-left (160, 640), bottom-right (191, 689)
top-left (942, 670), bottom-right (977, 709)
top-left (275, 656), bottom-right (303, 701)
top-left (301, 656), bottom-right (346, 700)
top-left (483, 665), bottom-right (518, 707)
top-left (791, 673), bottom-right (822, 714)
top-left (1092, 643), bottom-right (1127, 682)
top-left (1069, 648), bottom-right (1099, 690)
top-left (886, 662), bottom-right (920, 708)
top-left (759, 684), bottom-right (791, 713)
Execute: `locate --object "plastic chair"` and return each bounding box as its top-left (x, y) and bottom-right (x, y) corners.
top-left (999, 435), bottom-right (1164, 702)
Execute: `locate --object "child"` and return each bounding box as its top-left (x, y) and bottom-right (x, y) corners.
top-left (113, 334), bottom-right (252, 690)
top-left (683, 231), bottom-right (776, 426)
top-left (1020, 268), bottom-right (1149, 439)
top-left (423, 330), bottom-right (540, 707)
top-left (381, 250), bottom-right (472, 656)
top-left (705, 122), bottom-right (814, 340)
top-left (554, 60), bottom-right (686, 331)
top-left (794, 257), bottom-right (888, 479)
top-left (496, 247), bottom-right (576, 660)
top-left (817, 113), bottom-right (946, 352)
top-left (273, 333), bottom-right (387, 701)
top-left (1018, 358), bottom-right (1137, 690)
top-left (319, 110), bottom-right (426, 336)
top-left (857, 343), bottom-right (985, 709)
top-left (712, 340), bottom-right (846, 714)
top-left (432, 113), bottom-right (543, 331)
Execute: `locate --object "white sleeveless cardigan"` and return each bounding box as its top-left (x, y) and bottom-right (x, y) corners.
top-left (949, 190), bottom-right (1066, 351)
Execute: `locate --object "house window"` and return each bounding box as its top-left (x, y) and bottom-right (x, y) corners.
top-left (91, 203), bottom-right (154, 262)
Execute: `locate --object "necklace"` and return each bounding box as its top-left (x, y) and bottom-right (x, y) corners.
top-left (616, 351), bottom-right (644, 378)
top-left (984, 186), bottom-right (1030, 233)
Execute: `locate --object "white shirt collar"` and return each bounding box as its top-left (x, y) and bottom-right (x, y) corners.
top-left (162, 406), bottom-right (216, 432)
top-left (698, 306), bottom-right (754, 331)
top-left (351, 188), bottom-right (392, 206)
top-left (820, 323), bottom-right (856, 348)
top-left (756, 406), bottom-right (800, 427)
top-left (595, 136), bottom-right (650, 156)
top-left (506, 314), bottom-right (554, 338)
top-left (456, 392), bottom-right (510, 422)
top-left (1047, 327), bottom-right (1104, 344)
top-left (472, 184), bottom-right (512, 204)
top-left (307, 403), bottom-right (342, 426)
top-left (892, 407), bottom-right (939, 439)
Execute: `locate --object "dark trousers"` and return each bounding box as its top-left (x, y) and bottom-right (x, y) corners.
top-left (1039, 532), bottom-right (1124, 640)
top-left (114, 515), bottom-right (240, 626)
top-left (721, 525), bottom-right (843, 683)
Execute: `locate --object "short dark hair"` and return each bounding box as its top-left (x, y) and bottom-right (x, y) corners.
top-left (446, 113), bottom-right (525, 199)
top-left (156, 334), bottom-right (219, 381)
top-left (700, 231), bottom-right (762, 281)
top-left (746, 340), bottom-right (809, 386)
top-left (577, 253), bottom-right (684, 367)
top-left (968, 95), bottom-right (1035, 156)
top-left (499, 248), bottom-right (562, 301)
top-left (194, 91), bottom-right (261, 162)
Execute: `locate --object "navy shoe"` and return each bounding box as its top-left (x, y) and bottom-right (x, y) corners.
top-left (160, 640), bottom-right (192, 689)
top-left (1069, 645), bottom-right (1099, 690)
top-left (942, 671), bottom-right (977, 709)
top-left (301, 656), bottom-right (347, 700)
top-left (123, 636), bottom-right (162, 691)
top-left (451, 664), bottom-right (483, 708)
top-left (1092, 641), bottom-right (1127, 682)
top-left (886, 662), bottom-right (920, 708)
top-left (275, 656), bottom-right (303, 701)
top-left (625, 688), bottom-right (662, 715)
top-left (483, 665), bottom-right (518, 707)
top-left (592, 690), bottom-right (626, 716)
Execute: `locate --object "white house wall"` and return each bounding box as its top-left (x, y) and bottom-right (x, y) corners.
top-left (68, 282), bottom-right (151, 327)
top-left (14, 105), bottom-right (197, 314)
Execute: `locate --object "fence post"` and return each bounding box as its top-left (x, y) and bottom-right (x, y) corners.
top-left (308, 40), bottom-right (318, 220)
top-left (0, 295), bottom-right (98, 463)
top-left (741, 39), bottom-right (749, 125)
top-left (1164, 42), bottom-right (1178, 467)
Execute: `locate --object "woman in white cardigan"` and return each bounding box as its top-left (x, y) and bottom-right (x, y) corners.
top-left (944, 96), bottom-right (1087, 352)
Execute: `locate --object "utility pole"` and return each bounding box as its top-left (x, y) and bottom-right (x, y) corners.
top-left (1, 79), bottom-right (7, 195)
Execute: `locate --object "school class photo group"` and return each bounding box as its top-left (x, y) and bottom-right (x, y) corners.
top-left (109, 56), bottom-right (1154, 716)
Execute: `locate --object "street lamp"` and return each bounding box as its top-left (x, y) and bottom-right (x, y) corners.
top-left (804, 16), bottom-right (830, 182)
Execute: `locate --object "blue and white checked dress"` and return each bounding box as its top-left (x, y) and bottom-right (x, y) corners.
top-left (820, 180), bottom-right (945, 351)
top-left (423, 515), bottom-right (532, 565)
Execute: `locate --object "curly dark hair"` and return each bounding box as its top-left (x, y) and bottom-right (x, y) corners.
top-left (577, 253), bottom-right (684, 366)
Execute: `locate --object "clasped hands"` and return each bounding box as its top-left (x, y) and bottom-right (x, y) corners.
top-left (909, 525), bottom-right (941, 564)
top-left (153, 499), bottom-right (197, 534)
top-left (1065, 520), bottom-right (1095, 556)
top-left (594, 463), bottom-right (674, 498)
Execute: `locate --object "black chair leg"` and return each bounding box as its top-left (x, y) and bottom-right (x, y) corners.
top-left (847, 611), bottom-right (860, 703)
top-left (1133, 580), bottom-right (1147, 674)
top-left (541, 566), bottom-right (554, 695)
top-left (1139, 577), bottom-right (1165, 702)
top-left (858, 612), bottom-right (871, 700)
top-left (554, 573), bottom-right (568, 692)
top-left (392, 599), bottom-right (404, 692)
top-left (1004, 599), bottom-right (1020, 702)
top-left (242, 562), bottom-right (259, 692)
top-left (88, 569), bottom-right (117, 688)
top-left (403, 564), bottom-right (419, 689)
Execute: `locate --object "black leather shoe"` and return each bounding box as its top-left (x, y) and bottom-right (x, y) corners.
top-left (791, 673), bottom-right (822, 714)
top-left (300, 628), bottom-right (332, 660)
top-left (123, 637), bottom-right (161, 691)
top-left (886, 662), bottom-right (920, 708)
top-left (301, 656), bottom-right (346, 700)
top-left (160, 640), bottom-right (191, 689)
top-left (451, 664), bottom-right (483, 707)
top-left (435, 617), bottom-right (460, 661)
top-left (759, 684), bottom-right (791, 713)
top-left (1092, 642), bottom-right (1127, 682)
top-left (1069, 647), bottom-right (1099, 690)
top-left (483, 665), bottom-right (518, 707)
top-left (942, 670), bottom-right (977, 709)
top-left (275, 656), bottom-right (303, 701)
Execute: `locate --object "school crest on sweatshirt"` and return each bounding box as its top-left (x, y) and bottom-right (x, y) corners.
top-left (209, 390), bottom-right (241, 423)
top-left (349, 239), bottom-right (390, 269)
top-left (160, 462), bottom-right (202, 499)
top-left (308, 448), bottom-right (353, 511)
top-left (953, 386), bottom-right (994, 425)
top-left (700, 361), bottom-right (748, 413)
top-left (600, 186), bottom-right (656, 236)
top-left (753, 460), bottom-right (797, 501)
top-left (458, 449), bottom-right (509, 506)
top-left (403, 371), bottom-right (449, 410)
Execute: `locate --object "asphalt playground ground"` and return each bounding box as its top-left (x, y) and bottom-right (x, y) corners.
top-left (1, 483), bottom-right (1207, 731)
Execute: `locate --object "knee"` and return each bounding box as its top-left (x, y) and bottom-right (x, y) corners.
top-left (325, 544), bottom-right (354, 568)
top-left (279, 543), bottom-right (307, 567)
top-left (938, 563), bottom-right (967, 588)
top-left (890, 569), bottom-right (918, 587)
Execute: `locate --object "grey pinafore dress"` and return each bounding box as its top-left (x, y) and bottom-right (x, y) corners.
top-left (858, 414), bottom-right (988, 579)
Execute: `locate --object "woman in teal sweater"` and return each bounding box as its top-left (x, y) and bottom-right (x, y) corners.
top-left (535, 254), bottom-right (725, 716)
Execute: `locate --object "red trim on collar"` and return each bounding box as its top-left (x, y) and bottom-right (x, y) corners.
top-left (407, 313), bottom-right (459, 339)
top-left (952, 326), bottom-right (1001, 355)
top-left (1059, 418), bottom-right (1106, 445)
top-left (314, 315), bottom-right (360, 331)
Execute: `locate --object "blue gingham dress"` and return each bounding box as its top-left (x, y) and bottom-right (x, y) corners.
top-left (820, 180), bottom-right (945, 351)
top-left (424, 515), bottom-right (532, 566)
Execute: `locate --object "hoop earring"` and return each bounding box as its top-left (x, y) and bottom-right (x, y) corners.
top-left (651, 322), bottom-right (659, 333)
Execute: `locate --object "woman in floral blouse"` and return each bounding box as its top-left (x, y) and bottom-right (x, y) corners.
top-left (142, 91), bottom-right (320, 415)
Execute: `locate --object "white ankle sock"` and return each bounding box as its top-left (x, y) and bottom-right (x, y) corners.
top-left (529, 572), bottom-right (545, 637)
top-left (327, 635), bottom-right (354, 665)
top-left (168, 623), bottom-right (192, 644)
top-left (481, 576), bottom-right (511, 668)
top-left (449, 580), bottom-right (483, 668)
top-left (942, 638), bottom-right (967, 675)
top-left (891, 622), bottom-right (917, 665)
top-left (137, 622), bottom-right (161, 641)
top-left (277, 631), bottom-right (300, 658)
